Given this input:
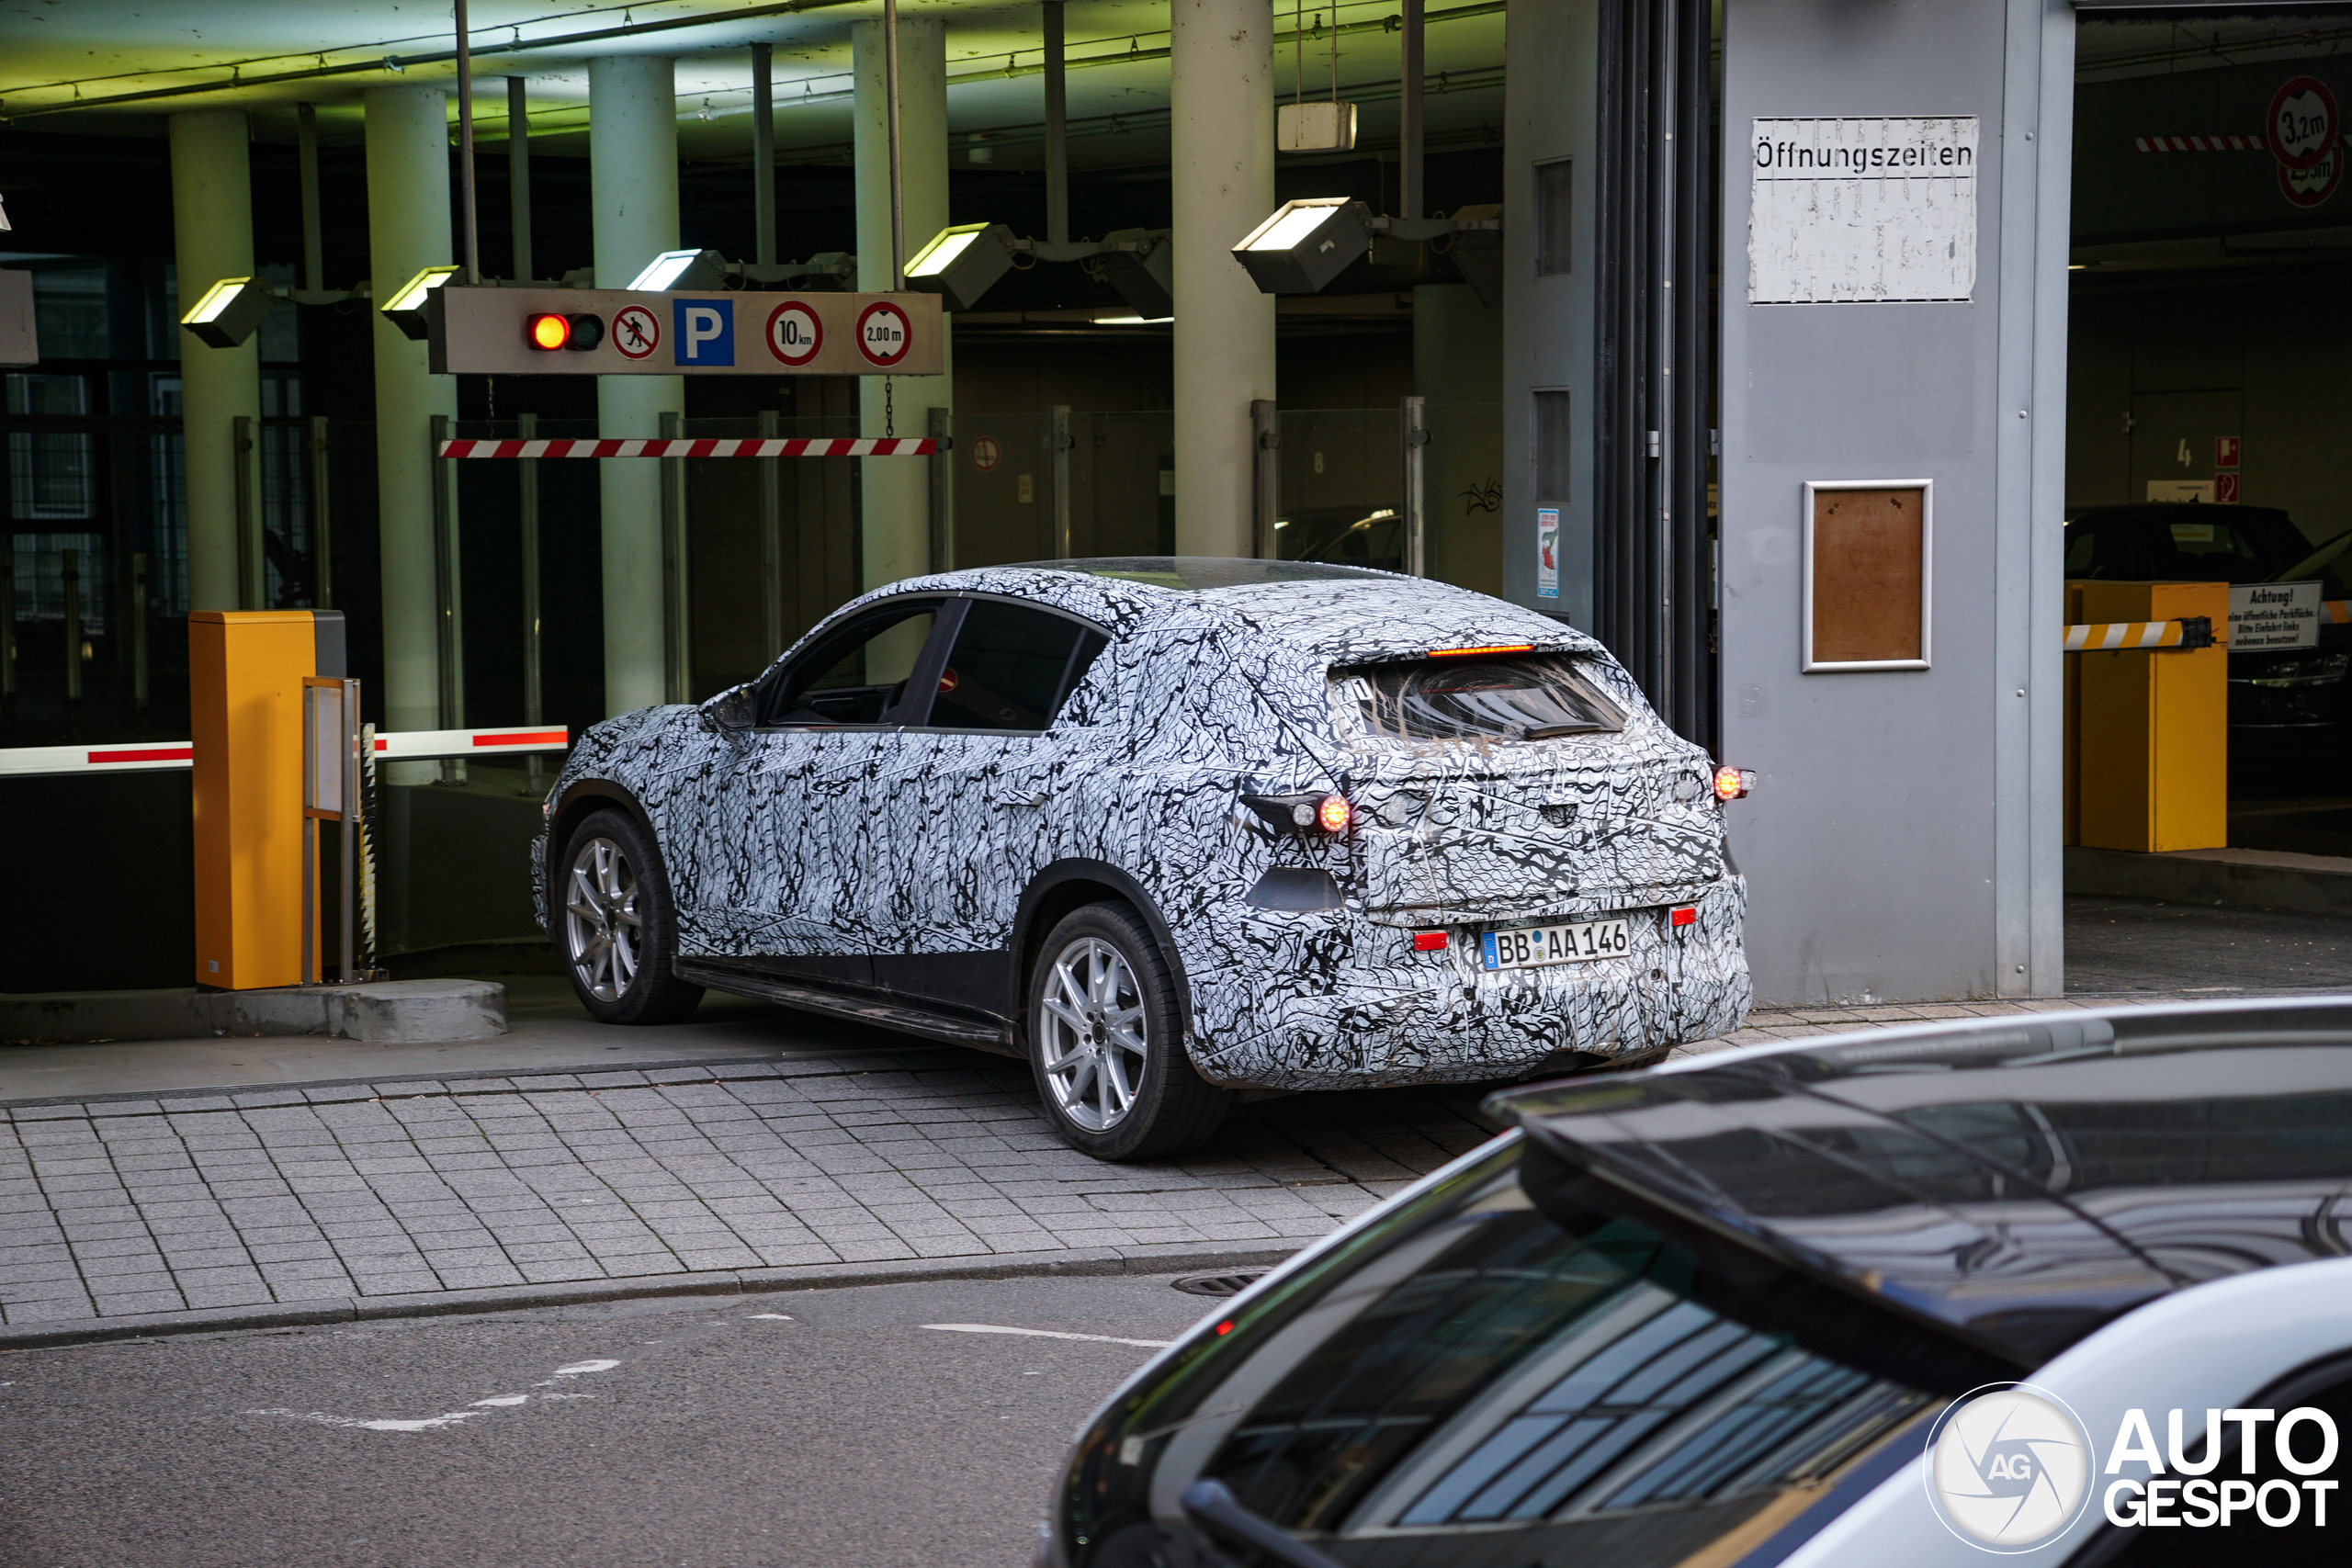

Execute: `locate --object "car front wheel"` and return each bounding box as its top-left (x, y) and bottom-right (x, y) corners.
top-left (1026, 902), bottom-right (1227, 1161)
top-left (559, 808), bottom-right (705, 1025)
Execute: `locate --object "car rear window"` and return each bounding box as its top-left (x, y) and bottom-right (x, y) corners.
top-left (1188, 1143), bottom-right (1943, 1565)
top-left (1336, 654), bottom-right (1624, 743)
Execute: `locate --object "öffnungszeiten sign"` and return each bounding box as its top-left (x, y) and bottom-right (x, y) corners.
top-left (1749, 118), bottom-right (1978, 305)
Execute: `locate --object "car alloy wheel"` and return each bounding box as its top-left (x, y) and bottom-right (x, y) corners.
top-left (565, 834), bottom-right (642, 1003)
top-left (1039, 935), bottom-right (1149, 1132)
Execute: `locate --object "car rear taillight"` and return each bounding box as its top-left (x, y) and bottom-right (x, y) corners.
top-left (1412, 931), bottom-right (1447, 952)
top-left (1240, 789), bottom-right (1354, 837)
top-left (1713, 765), bottom-right (1754, 802)
top-left (1317, 794), bottom-right (1351, 833)
top-left (1669, 907), bottom-right (1697, 928)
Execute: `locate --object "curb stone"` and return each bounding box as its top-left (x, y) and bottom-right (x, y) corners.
top-left (0, 1242), bottom-right (1306, 1353)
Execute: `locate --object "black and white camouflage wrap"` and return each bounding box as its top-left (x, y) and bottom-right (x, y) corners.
top-left (537, 561), bottom-right (1750, 1091)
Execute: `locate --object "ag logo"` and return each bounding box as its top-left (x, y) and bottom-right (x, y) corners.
top-left (1925, 1382), bottom-right (2097, 1552)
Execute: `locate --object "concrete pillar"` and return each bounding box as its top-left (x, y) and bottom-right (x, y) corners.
top-left (590, 55), bottom-right (684, 713)
top-left (1170, 0), bottom-right (1276, 558)
top-left (363, 85), bottom-right (458, 734)
top-left (853, 17), bottom-right (950, 589)
top-left (1413, 283), bottom-right (1504, 595)
top-left (167, 111), bottom-right (260, 614)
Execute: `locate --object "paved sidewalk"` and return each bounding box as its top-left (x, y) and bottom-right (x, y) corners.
top-left (4, 984), bottom-right (2336, 1339)
top-left (0, 1050), bottom-right (1490, 1332)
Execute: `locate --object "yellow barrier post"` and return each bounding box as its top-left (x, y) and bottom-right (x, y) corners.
top-left (190, 610), bottom-right (346, 989)
top-left (2074, 581), bottom-right (2227, 853)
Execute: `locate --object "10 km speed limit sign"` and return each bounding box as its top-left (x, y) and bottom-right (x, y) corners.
top-left (764, 301), bottom-right (823, 367)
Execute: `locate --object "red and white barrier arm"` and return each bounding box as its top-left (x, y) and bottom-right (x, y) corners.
top-left (437, 437), bottom-right (934, 459)
top-left (0, 726), bottom-right (570, 779)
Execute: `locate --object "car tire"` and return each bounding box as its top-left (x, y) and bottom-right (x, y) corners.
top-left (1026, 902), bottom-right (1227, 1161)
top-left (556, 808), bottom-right (705, 1026)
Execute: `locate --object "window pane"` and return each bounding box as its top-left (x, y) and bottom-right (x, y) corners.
top-left (1339, 654), bottom-right (1623, 743)
top-left (771, 606), bottom-right (937, 725)
top-left (1534, 158), bottom-right (1573, 276)
top-left (930, 600), bottom-right (1092, 732)
top-left (1534, 389), bottom-right (1572, 506)
top-left (1201, 1175), bottom-right (1934, 1562)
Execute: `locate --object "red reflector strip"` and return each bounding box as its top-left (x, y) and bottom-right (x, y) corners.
top-left (87, 746), bottom-right (194, 765)
top-left (1412, 931), bottom-right (1448, 951)
top-left (473, 728), bottom-right (569, 748)
top-left (1669, 907), bottom-right (1697, 927)
top-left (1426, 643), bottom-right (1535, 659)
top-left (1215, 1320), bottom-right (1234, 1336)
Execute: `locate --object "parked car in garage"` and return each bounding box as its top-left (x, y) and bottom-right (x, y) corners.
top-left (1041, 997), bottom-right (2352, 1566)
top-left (535, 558), bottom-right (1750, 1160)
top-left (2064, 503), bottom-right (2351, 755)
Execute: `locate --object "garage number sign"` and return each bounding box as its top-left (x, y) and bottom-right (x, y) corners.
top-left (430, 288), bottom-right (943, 377)
top-left (1748, 117), bottom-right (1978, 304)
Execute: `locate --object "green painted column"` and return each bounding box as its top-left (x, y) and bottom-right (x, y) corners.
top-left (167, 110), bottom-right (261, 614)
top-left (364, 85), bottom-right (458, 737)
top-left (591, 53), bottom-right (684, 715)
top-left (853, 16), bottom-right (950, 589)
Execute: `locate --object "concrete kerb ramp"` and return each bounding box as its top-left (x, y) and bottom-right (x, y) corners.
top-left (0, 980), bottom-right (506, 1046)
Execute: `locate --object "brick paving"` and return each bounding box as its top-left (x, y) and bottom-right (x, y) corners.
top-left (0, 1052), bottom-right (1494, 1327)
top-left (0, 986), bottom-right (2314, 1328)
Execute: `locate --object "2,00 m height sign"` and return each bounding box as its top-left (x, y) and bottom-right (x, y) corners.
top-left (765, 301), bottom-right (824, 367)
top-left (857, 301), bottom-right (913, 368)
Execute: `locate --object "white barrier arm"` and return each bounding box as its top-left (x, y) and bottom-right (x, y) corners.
top-left (0, 726), bottom-right (569, 779)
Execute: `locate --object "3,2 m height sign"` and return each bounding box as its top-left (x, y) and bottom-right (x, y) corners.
top-left (431, 288), bottom-right (944, 377)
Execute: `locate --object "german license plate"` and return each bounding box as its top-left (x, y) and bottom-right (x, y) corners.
top-left (1480, 918), bottom-right (1631, 972)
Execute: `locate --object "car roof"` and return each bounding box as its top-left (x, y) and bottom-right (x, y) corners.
top-left (1487, 997), bottom-right (2352, 1367)
top-left (871, 557), bottom-right (1614, 665)
top-left (2067, 502), bottom-right (2294, 528)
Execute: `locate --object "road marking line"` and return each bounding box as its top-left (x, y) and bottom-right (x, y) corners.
top-left (244, 1356), bottom-right (623, 1433)
top-left (922, 1323), bottom-right (1172, 1348)
top-left (749, 1314), bottom-right (795, 1320)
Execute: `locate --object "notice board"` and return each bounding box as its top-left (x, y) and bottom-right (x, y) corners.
top-left (1804, 481), bottom-right (1931, 671)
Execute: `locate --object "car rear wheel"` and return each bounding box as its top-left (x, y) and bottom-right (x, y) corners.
top-left (1026, 902), bottom-right (1227, 1161)
top-left (559, 808), bottom-right (704, 1025)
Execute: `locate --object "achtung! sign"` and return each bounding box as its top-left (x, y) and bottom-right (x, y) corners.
top-left (429, 287), bottom-right (944, 377)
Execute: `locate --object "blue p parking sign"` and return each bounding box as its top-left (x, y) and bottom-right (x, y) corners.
top-left (673, 299), bottom-right (735, 366)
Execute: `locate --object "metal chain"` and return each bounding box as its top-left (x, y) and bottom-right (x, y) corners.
top-left (885, 378), bottom-right (895, 437)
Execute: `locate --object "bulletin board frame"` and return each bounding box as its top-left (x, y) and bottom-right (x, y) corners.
top-left (1802, 478), bottom-right (1934, 672)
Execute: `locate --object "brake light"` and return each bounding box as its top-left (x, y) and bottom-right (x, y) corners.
top-left (1713, 765), bottom-right (1753, 802)
top-left (1669, 907), bottom-right (1697, 928)
top-left (1427, 643), bottom-right (1535, 659)
top-left (1412, 931), bottom-right (1447, 951)
top-left (526, 311), bottom-right (571, 350)
top-left (1317, 794), bottom-right (1351, 833)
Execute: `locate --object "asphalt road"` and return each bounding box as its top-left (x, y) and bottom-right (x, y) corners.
top-left (2064, 894), bottom-right (2352, 994)
top-left (0, 1271), bottom-right (1223, 1568)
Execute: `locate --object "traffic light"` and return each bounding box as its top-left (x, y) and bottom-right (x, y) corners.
top-left (523, 311), bottom-right (605, 352)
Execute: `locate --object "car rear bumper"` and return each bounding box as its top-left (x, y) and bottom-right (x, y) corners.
top-left (1183, 874), bottom-right (1751, 1092)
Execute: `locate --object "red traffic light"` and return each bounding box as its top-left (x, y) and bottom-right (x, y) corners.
top-left (525, 312), bottom-right (605, 352)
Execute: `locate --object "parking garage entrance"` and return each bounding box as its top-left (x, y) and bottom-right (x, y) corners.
top-left (2066, 8), bottom-right (2352, 865)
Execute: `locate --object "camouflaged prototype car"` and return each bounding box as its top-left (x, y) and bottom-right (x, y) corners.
top-left (535, 558), bottom-right (1750, 1159)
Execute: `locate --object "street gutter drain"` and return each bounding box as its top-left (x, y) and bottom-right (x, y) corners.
top-left (1172, 1270), bottom-right (1267, 1298)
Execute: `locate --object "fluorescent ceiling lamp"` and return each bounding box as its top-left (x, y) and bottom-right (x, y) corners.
top-left (1092, 313), bottom-right (1172, 325)
top-left (905, 222), bottom-right (1016, 312)
top-left (180, 276), bottom-right (277, 349)
top-left (379, 265), bottom-right (460, 342)
top-left (628, 249), bottom-right (729, 291)
top-left (1231, 198), bottom-right (1369, 295)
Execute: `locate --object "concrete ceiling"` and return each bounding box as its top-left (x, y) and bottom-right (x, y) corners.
top-left (0, 0), bottom-right (1507, 173)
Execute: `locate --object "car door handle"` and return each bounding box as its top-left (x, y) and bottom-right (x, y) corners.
top-left (1003, 790), bottom-right (1049, 808)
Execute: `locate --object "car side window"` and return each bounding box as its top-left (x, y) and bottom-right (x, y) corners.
top-left (924, 599), bottom-right (1107, 734)
top-left (763, 603), bottom-right (941, 728)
